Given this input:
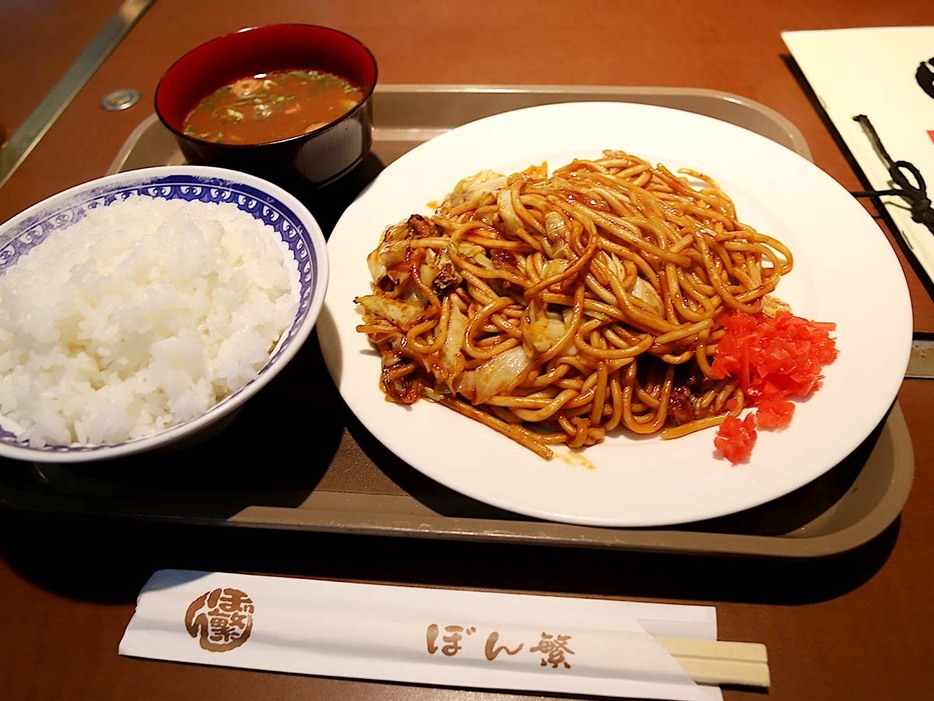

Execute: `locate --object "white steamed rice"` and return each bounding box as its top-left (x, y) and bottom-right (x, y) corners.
top-left (0, 194), bottom-right (300, 447)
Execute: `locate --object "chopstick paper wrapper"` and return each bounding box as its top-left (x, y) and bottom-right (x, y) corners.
top-left (119, 570), bottom-right (768, 700)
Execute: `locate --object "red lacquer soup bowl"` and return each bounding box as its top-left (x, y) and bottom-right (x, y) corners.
top-left (155, 24), bottom-right (378, 190)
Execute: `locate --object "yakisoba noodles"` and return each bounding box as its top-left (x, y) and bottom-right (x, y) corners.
top-left (354, 150), bottom-right (793, 460)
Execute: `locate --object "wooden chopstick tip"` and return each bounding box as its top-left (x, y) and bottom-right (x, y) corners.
top-left (657, 637), bottom-right (771, 689)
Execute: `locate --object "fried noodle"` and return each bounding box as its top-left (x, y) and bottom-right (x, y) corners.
top-left (354, 150), bottom-right (793, 459)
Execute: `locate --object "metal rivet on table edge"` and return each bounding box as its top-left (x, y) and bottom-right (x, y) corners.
top-left (101, 88), bottom-right (140, 111)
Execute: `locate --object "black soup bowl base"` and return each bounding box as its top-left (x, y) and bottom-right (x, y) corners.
top-left (155, 23), bottom-right (379, 214)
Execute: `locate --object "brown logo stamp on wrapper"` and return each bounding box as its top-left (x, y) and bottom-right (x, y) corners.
top-left (185, 587), bottom-right (254, 652)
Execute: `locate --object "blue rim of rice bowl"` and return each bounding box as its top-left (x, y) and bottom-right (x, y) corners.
top-left (0, 166), bottom-right (327, 462)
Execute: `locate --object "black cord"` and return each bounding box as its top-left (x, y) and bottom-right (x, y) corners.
top-left (851, 113), bottom-right (934, 235)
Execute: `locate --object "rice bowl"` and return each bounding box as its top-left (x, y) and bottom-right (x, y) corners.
top-left (0, 166), bottom-right (329, 462)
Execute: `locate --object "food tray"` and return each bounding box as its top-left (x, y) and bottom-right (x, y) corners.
top-left (0, 85), bottom-right (914, 558)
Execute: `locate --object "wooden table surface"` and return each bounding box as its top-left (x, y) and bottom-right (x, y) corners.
top-left (1, 2), bottom-right (932, 700)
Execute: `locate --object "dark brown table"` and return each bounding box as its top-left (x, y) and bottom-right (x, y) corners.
top-left (1, 2), bottom-right (932, 700)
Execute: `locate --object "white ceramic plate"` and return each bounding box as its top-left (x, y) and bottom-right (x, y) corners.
top-left (318, 101), bottom-right (912, 527)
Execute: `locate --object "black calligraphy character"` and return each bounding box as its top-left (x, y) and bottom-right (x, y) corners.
top-left (484, 631), bottom-right (524, 660)
top-left (530, 632), bottom-right (575, 669)
top-left (916, 56), bottom-right (934, 100)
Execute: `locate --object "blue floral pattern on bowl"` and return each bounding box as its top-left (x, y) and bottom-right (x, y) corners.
top-left (0, 168), bottom-right (326, 459)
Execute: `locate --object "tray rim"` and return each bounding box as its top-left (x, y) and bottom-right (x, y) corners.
top-left (107, 83), bottom-right (813, 175)
top-left (0, 84), bottom-right (914, 559)
top-left (368, 82), bottom-right (812, 156)
top-left (0, 401), bottom-right (912, 559)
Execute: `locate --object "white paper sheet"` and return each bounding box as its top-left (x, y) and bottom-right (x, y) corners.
top-left (119, 570), bottom-right (723, 701)
top-left (782, 26), bottom-right (934, 286)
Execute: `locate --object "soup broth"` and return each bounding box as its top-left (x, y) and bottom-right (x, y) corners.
top-left (183, 68), bottom-right (365, 145)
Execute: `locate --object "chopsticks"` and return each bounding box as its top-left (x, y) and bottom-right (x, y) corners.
top-left (657, 637), bottom-right (770, 688)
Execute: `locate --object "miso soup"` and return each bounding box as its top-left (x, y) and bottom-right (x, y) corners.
top-left (183, 68), bottom-right (365, 145)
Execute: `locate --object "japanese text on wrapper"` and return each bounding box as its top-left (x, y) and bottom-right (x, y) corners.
top-left (425, 623), bottom-right (574, 669)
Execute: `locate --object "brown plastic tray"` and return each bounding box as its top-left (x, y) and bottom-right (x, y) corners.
top-left (0, 85), bottom-right (914, 558)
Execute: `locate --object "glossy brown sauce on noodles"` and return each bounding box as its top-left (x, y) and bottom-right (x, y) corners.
top-left (355, 151), bottom-right (794, 459)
